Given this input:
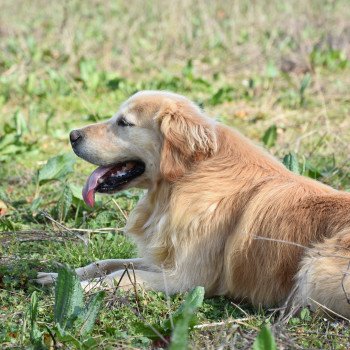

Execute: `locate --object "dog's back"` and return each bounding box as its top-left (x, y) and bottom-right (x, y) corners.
top-left (158, 124), bottom-right (350, 315)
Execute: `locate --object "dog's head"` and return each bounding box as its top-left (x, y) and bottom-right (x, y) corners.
top-left (70, 91), bottom-right (217, 207)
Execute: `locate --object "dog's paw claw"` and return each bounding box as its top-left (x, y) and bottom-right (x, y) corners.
top-left (34, 272), bottom-right (58, 286)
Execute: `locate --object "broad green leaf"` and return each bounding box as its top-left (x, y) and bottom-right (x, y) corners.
top-left (69, 183), bottom-right (95, 209)
top-left (135, 287), bottom-right (205, 343)
top-left (38, 153), bottom-right (76, 185)
top-left (262, 125), bottom-right (277, 148)
top-left (0, 133), bottom-right (19, 150)
top-left (300, 307), bottom-right (311, 321)
top-left (54, 265), bottom-right (84, 329)
top-left (53, 324), bottom-right (82, 348)
top-left (169, 286), bottom-right (205, 350)
top-left (253, 325), bottom-right (277, 350)
top-left (282, 153), bottom-right (300, 174)
top-left (29, 291), bottom-right (46, 349)
top-left (0, 143), bottom-right (26, 155)
top-left (167, 286), bottom-right (204, 329)
top-left (76, 291), bottom-right (105, 336)
top-left (161, 288), bottom-right (203, 333)
top-left (30, 197), bottom-right (43, 213)
top-left (169, 312), bottom-right (192, 350)
top-left (58, 185), bottom-right (73, 221)
top-left (30, 291), bottom-right (38, 324)
top-left (69, 183), bottom-right (84, 201)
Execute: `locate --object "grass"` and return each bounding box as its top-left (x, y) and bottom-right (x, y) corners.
top-left (1, 0), bottom-right (350, 348)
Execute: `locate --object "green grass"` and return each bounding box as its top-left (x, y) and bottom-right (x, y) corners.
top-left (1, 0), bottom-right (350, 348)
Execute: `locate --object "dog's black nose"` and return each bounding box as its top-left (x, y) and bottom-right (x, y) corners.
top-left (70, 129), bottom-right (82, 145)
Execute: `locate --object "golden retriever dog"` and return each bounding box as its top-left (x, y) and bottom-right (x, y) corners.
top-left (37, 90), bottom-right (350, 318)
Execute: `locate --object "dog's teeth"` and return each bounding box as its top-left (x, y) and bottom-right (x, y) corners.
top-left (97, 178), bottom-right (103, 184)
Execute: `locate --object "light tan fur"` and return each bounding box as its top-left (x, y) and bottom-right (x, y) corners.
top-left (37, 91), bottom-right (350, 317)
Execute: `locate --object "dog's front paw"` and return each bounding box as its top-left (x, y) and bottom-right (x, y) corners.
top-left (35, 272), bottom-right (58, 286)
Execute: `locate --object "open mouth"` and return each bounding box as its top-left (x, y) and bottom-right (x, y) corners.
top-left (82, 160), bottom-right (145, 207)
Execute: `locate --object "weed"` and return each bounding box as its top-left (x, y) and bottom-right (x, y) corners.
top-left (28, 266), bottom-right (105, 349)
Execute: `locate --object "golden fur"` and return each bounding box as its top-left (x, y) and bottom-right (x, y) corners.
top-left (37, 91), bottom-right (350, 318)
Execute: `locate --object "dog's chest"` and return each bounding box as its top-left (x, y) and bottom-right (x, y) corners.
top-left (125, 194), bottom-right (174, 264)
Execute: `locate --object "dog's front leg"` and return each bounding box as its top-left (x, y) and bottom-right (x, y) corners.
top-left (74, 258), bottom-right (147, 280)
top-left (35, 258), bottom-right (147, 286)
top-left (81, 269), bottom-right (181, 294)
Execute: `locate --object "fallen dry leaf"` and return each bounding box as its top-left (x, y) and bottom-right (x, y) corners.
top-left (0, 199), bottom-right (8, 216)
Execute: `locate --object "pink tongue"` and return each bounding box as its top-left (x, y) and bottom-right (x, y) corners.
top-left (82, 165), bottom-right (114, 207)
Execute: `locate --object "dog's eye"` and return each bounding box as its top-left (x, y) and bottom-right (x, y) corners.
top-left (117, 118), bottom-right (134, 127)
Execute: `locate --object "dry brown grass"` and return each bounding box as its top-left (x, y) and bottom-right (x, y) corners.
top-left (1, 0), bottom-right (350, 75)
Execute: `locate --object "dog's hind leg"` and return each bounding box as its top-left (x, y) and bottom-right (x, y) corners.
top-left (294, 232), bottom-right (350, 319)
top-left (35, 258), bottom-right (147, 286)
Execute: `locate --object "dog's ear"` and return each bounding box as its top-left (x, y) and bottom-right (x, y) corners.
top-left (156, 100), bottom-right (217, 181)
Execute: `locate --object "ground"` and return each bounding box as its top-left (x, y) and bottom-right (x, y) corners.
top-left (1, 0), bottom-right (350, 349)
